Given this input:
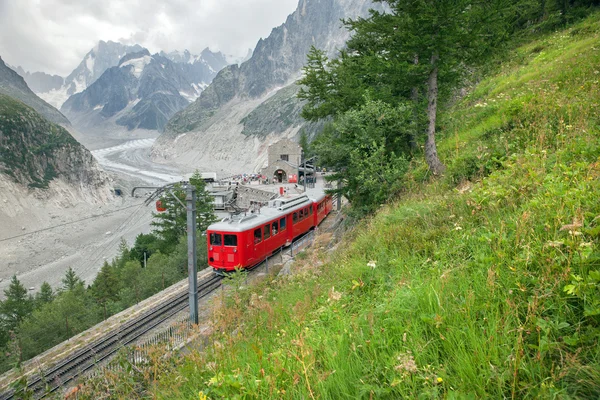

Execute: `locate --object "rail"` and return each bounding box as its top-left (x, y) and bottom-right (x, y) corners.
top-left (0, 276), bottom-right (222, 400)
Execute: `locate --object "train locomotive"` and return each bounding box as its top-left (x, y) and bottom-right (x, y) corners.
top-left (206, 189), bottom-right (333, 273)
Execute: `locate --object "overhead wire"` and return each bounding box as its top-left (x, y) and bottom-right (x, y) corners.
top-left (86, 200), bottom-right (151, 268)
top-left (0, 202), bottom-right (147, 243)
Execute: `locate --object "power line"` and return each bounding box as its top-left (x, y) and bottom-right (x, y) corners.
top-left (0, 202), bottom-right (147, 243)
top-left (86, 201), bottom-right (149, 268)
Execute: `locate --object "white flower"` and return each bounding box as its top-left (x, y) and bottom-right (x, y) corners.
top-left (367, 260), bottom-right (377, 269)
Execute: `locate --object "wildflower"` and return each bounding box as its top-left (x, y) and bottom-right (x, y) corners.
top-left (199, 391), bottom-right (208, 400)
top-left (560, 220), bottom-right (582, 231)
top-left (394, 352), bottom-right (418, 374)
top-left (328, 287), bottom-right (342, 301)
top-left (367, 260), bottom-right (377, 269)
top-left (437, 377), bottom-right (444, 384)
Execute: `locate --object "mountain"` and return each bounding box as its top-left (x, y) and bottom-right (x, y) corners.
top-left (38, 41), bottom-right (144, 109)
top-left (0, 57), bottom-right (70, 125)
top-left (153, 0), bottom-right (377, 174)
top-left (0, 93), bottom-right (108, 191)
top-left (11, 66), bottom-right (64, 93)
top-left (61, 49), bottom-right (224, 132)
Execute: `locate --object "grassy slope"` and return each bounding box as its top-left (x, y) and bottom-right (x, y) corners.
top-left (87, 15), bottom-right (599, 399)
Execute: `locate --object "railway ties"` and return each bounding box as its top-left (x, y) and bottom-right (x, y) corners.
top-left (0, 275), bottom-right (223, 400)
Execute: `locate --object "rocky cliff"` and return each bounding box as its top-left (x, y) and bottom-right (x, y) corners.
top-left (37, 41), bottom-right (145, 109)
top-left (0, 57), bottom-right (70, 126)
top-left (0, 93), bottom-right (110, 195)
top-left (154, 0), bottom-right (376, 174)
top-left (61, 48), bottom-right (229, 133)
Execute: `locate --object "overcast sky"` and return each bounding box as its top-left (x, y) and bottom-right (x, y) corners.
top-left (0, 0), bottom-right (299, 76)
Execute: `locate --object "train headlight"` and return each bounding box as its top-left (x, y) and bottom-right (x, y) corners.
top-left (210, 246), bottom-right (213, 250)
top-left (233, 248), bottom-right (237, 253)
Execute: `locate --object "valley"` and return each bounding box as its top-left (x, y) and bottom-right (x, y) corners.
top-left (0, 135), bottom-right (188, 299)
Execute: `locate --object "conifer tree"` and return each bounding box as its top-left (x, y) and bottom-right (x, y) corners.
top-left (34, 282), bottom-right (55, 308)
top-left (61, 267), bottom-right (85, 292)
top-left (0, 275), bottom-right (33, 331)
top-left (151, 171), bottom-right (217, 248)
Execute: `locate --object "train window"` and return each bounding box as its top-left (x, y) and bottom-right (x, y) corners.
top-left (272, 221), bottom-right (278, 235)
top-left (210, 233), bottom-right (222, 246)
top-left (254, 228), bottom-right (262, 244)
top-left (264, 224), bottom-right (271, 239)
top-left (280, 217), bottom-right (286, 231)
top-left (299, 209), bottom-right (304, 220)
top-left (310, 206), bottom-right (313, 215)
top-left (224, 234), bottom-right (237, 246)
top-left (293, 212), bottom-right (298, 224)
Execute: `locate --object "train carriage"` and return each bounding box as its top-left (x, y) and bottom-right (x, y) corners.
top-left (207, 190), bottom-right (332, 273)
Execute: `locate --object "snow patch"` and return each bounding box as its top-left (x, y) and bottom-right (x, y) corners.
top-left (38, 87), bottom-right (70, 109)
top-left (85, 54), bottom-right (95, 75)
top-left (120, 55), bottom-right (152, 79)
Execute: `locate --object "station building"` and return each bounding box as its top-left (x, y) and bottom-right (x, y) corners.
top-left (260, 139), bottom-right (302, 183)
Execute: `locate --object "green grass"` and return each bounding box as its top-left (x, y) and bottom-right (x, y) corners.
top-left (75, 13), bottom-right (600, 400)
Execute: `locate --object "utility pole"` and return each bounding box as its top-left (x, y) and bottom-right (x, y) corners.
top-left (186, 184), bottom-right (198, 324)
top-left (337, 179), bottom-right (342, 210)
top-left (297, 150), bottom-right (303, 191)
top-left (132, 182), bottom-right (199, 325)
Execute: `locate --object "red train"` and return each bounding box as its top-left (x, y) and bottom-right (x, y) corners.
top-left (206, 189), bottom-right (333, 273)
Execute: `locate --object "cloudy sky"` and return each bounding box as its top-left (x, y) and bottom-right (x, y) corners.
top-left (0, 0), bottom-right (299, 76)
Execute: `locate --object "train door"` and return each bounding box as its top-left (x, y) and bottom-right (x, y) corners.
top-left (222, 234), bottom-right (239, 269)
top-left (251, 227), bottom-right (264, 266)
top-left (209, 232), bottom-right (224, 268)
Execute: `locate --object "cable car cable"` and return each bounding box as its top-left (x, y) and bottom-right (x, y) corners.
top-left (0, 202), bottom-right (146, 243)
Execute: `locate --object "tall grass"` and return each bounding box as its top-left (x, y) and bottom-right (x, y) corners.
top-left (75, 13), bottom-right (600, 399)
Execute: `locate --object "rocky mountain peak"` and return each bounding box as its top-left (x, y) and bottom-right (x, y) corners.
top-left (118, 49), bottom-right (152, 66)
top-left (163, 0), bottom-right (377, 137)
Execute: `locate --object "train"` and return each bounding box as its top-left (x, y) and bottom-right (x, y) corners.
top-left (206, 189), bottom-right (333, 273)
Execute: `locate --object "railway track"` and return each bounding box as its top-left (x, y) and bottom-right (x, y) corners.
top-left (0, 224), bottom-right (327, 399)
top-left (0, 275), bottom-right (222, 400)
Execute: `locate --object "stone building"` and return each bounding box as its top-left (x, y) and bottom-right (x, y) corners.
top-left (260, 139), bottom-right (302, 183)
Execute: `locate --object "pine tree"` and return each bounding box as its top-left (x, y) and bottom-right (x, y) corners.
top-left (0, 275), bottom-right (34, 331)
top-left (151, 171), bottom-right (217, 249)
top-left (61, 267), bottom-right (85, 292)
top-left (34, 282), bottom-right (54, 309)
top-left (91, 261), bottom-right (120, 317)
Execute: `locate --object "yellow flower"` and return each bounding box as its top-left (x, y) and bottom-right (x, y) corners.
top-left (437, 377), bottom-right (443, 383)
top-left (199, 391), bottom-right (208, 400)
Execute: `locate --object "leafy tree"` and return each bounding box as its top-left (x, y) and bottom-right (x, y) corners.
top-left (341, 0), bottom-right (511, 175)
top-left (61, 267), bottom-right (85, 292)
top-left (34, 282), bottom-right (54, 309)
top-left (130, 233), bottom-right (160, 267)
top-left (140, 252), bottom-right (184, 297)
top-left (314, 98), bottom-right (412, 215)
top-left (18, 287), bottom-right (101, 360)
top-left (118, 261), bottom-right (144, 307)
top-left (151, 171), bottom-right (217, 250)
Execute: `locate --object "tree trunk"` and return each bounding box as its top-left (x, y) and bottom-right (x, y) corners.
top-left (409, 55), bottom-right (419, 152)
top-left (425, 52), bottom-right (446, 175)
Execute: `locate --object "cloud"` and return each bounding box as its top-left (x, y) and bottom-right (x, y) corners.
top-left (0, 0), bottom-right (298, 76)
